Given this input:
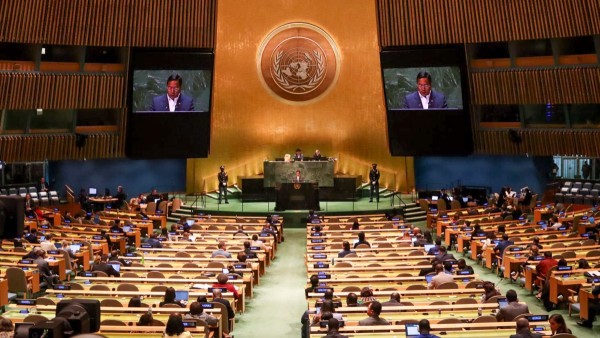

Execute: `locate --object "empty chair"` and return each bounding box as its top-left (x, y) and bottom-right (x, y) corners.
top-left (49, 191), bottom-right (59, 204)
top-left (65, 282), bottom-right (84, 290)
top-left (8, 188), bottom-right (17, 195)
top-left (454, 297), bottom-right (478, 305)
top-left (101, 319), bottom-right (127, 326)
top-left (586, 250), bottom-right (600, 257)
top-left (18, 187), bottom-right (27, 196)
top-left (94, 271), bottom-right (109, 277)
top-left (36, 297), bottom-right (55, 305)
top-left (27, 186), bottom-right (37, 193)
top-left (101, 299), bottom-right (123, 307)
top-left (175, 251), bottom-right (191, 258)
top-left (146, 271), bottom-right (165, 279)
top-left (437, 317), bottom-right (462, 330)
top-left (429, 301), bottom-right (449, 306)
top-left (116, 283), bottom-right (139, 292)
top-left (207, 261), bottom-right (225, 269)
top-left (471, 315), bottom-right (497, 323)
top-left (38, 191), bottom-right (49, 205)
top-left (23, 314), bottom-right (49, 324)
top-left (157, 263), bottom-right (173, 268)
top-left (90, 284), bottom-right (110, 291)
top-left (169, 274), bottom-right (186, 279)
top-left (334, 262), bottom-right (353, 268)
top-left (341, 286), bottom-right (361, 292)
top-left (151, 285), bottom-right (168, 292)
top-left (0, 189), bottom-right (7, 195)
top-left (436, 282), bottom-right (459, 290)
top-left (121, 272), bottom-right (139, 278)
top-left (6, 267), bottom-right (30, 298)
top-left (406, 284), bottom-right (427, 290)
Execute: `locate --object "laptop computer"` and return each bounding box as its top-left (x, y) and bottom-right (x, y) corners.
top-left (186, 219), bottom-right (195, 226)
top-left (431, 196), bottom-right (439, 201)
top-left (497, 297), bottom-right (508, 309)
top-left (122, 226), bottom-right (131, 232)
top-left (175, 290), bottom-right (189, 302)
top-left (424, 244), bottom-right (435, 253)
top-left (70, 244), bottom-right (81, 253)
top-left (405, 322), bottom-right (420, 337)
top-left (109, 264), bottom-right (121, 272)
top-left (425, 275), bottom-right (434, 284)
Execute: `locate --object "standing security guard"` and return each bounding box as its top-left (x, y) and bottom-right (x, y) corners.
top-left (369, 163), bottom-right (380, 203)
top-left (218, 165), bottom-right (229, 204)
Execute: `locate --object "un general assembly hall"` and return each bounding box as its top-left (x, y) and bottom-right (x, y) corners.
top-left (0, 1), bottom-right (599, 337)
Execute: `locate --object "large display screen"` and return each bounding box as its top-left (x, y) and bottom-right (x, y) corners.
top-left (381, 46), bottom-right (473, 156)
top-left (127, 49), bottom-right (213, 159)
top-left (132, 70), bottom-right (211, 113)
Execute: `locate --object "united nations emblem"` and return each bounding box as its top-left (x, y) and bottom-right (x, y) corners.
top-left (258, 23), bottom-right (340, 102)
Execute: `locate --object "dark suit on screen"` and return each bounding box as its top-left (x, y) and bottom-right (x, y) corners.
top-left (150, 94), bottom-right (195, 111)
top-left (403, 90), bottom-right (448, 109)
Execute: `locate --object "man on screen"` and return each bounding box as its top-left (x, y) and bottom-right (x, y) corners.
top-left (403, 71), bottom-right (448, 109)
top-left (150, 73), bottom-right (195, 111)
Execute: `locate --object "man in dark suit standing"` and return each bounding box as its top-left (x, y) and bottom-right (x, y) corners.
top-left (150, 73), bottom-right (195, 111)
top-left (218, 165), bottom-right (229, 204)
top-left (403, 71), bottom-right (448, 109)
top-left (369, 163), bottom-right (380, 203)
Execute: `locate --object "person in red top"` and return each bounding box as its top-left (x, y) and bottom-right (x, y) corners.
top-left (212, 273), bottom-right (239, 299)
top-left (535, 251), bottom-right (557, 290)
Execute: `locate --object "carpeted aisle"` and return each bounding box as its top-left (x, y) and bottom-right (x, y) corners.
top-left (232, 228), bottom-right (307, 337)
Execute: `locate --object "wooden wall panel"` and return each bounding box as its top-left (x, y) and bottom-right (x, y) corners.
top-left (0, 73), bottom-right (125, 109)
top-left (474, 129), bottom-right (600, 157)
top-left (377, 0), bottom-right (600, 46)
top-left (0, 133), bottom-right (123, 162)
top-left (0, 0), bottom-right (215, 47)
top-left (471, 67), bottom-right (600, 105)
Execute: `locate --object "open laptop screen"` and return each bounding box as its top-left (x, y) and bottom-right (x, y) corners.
top-left (109, 264), bottom-right (121, 272)
top-left (175, 290), bottom-right (189, 302)
top-left (405, 322), bottom-right (420, 337)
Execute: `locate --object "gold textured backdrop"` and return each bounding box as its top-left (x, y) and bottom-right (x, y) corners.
top-left (187, 0), bottom-right (415, 193)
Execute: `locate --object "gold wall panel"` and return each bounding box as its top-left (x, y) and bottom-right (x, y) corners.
top-left (187, 0), bottom-right (414, 193)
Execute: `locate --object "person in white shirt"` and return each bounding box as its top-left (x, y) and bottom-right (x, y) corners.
top-left (40, 233), bottom-right (57, 251)
top-left (428, 263), bottom-right (454, 289)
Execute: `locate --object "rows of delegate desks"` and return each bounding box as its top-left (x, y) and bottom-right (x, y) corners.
top-left (436, 204), bottom-right (600, 326)
top-left (1, 211), bottom-right (284, 337)
top-left (303, 215), bottom-right (555, 337)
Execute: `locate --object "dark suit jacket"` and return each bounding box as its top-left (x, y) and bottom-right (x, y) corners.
top-left (150, 94), bottom-right (195, 111)
top-left (92, 262), bottom-right (120, 277)
top-left (496, 301), bottom-right (529, 321)
top-left (403, 90), bottom-right (448, 109)
top-left (509, 329), bottom-right (542, 338)
top-left (213, 298), bottom-right (235, 321)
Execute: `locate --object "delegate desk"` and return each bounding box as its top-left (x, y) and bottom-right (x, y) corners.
top-left (547, 269), bottom-right (600, 304)
top-left (276, 182), bottom-right (319, 211)
top-left (579, 285), bottom-right (598, 320)
top-left (4, 306), bottom-right (220, 337)
top-left (310, 322), bottom-right (551, 338)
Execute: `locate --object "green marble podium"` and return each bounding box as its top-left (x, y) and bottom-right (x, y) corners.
top-left (263, 160), bottom-right (334, 188)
